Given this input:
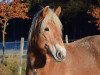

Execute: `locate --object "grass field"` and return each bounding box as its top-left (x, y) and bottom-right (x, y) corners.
top-left (0, 51), bottom-right (27, 75)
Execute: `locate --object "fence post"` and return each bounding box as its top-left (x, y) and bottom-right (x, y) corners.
top-left (65, 35), bottom-right (68, 44)
top-left (19, 37), bottom-right (24, 75)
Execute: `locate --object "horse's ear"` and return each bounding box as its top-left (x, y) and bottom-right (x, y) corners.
top-left (55, 6), bottom-right (61, 16)
top-left (42, 6), bottom-right (49, 17)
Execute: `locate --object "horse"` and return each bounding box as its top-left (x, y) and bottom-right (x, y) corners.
top-left (26, 6), bottom-right (100, 75)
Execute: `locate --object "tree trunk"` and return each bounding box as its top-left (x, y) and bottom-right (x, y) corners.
top-left (1, 20), bottom-right (8, 63)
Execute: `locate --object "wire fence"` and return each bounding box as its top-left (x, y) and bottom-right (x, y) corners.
top-left (0, 41), bottom-right (28, 55)
top-left (0, 41), bottom-right (28, 50)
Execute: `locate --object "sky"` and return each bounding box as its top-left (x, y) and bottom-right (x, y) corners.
top-left (0, 0), bottom-right (12, 3)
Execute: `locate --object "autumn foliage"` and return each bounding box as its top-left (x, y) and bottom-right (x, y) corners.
top-left (9, 1), bottom-right (29, 19)
top-left (88, 6), bottom-right (100, 30)
top-left (0, 0), bottom-right (30, 26)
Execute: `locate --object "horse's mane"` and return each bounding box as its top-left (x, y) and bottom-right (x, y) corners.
top-left (28, 10), bottom-right (42, 43)
top-left (28, 7), bottom-right (63, 45)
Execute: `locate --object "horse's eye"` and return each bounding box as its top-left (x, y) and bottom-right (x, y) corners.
top-left (44, 27), bottom-right (49, 31)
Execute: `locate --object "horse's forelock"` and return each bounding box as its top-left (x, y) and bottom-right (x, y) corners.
top-left (42, 8), bottom-right (63, 34)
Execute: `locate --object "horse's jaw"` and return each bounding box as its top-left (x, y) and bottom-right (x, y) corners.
top-left (47, 44), bottom-right (67, 62)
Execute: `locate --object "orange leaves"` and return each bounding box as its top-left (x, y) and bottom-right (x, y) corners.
top-left (0, 0), bottom-right (30, 23)
top-left (9, 1), bottom-right (29, 19)
top-left (0, 0), bottom-right (30, 27)
top-left (0, 3), bottom-right (9, 18)
top-left (88, 6), bottom-right (100, 30)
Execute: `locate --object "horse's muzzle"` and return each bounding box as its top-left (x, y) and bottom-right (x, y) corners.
top-left (45, 44), bottom-right (66, 62)
top-left (56, 50), bottom-right (65, 60)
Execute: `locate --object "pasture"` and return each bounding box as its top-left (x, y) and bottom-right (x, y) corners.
top-left (0, 52), bottom-right (27, 75)
top-left (0, 41), bottom-right (27, 75)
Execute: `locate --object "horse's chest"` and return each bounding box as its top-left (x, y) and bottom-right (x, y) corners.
top-left (37, 62), bottom-right (68, 75)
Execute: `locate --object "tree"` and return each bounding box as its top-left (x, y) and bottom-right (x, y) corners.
top-left (0, 0), bottom-right (30, 63)
top-left (88, 6), bottom-right (100, 30)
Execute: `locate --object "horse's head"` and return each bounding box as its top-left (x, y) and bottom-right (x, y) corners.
top-left (28, 6), bottom-right (66, 68)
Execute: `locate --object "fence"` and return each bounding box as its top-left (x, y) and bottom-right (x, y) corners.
top-left (0, 41), bottom-right (28, 50)
top-left (0, 41), bottom-right (28, 55)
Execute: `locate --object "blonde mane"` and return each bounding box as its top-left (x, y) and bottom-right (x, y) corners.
top-left (42, 8), bottom-right (63, 32)
top-left (28, 7), bottom-right (63, 45)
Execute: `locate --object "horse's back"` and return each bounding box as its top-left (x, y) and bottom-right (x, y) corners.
top-left (66, 35), bottom-right (100, 62)
top-left (65, 35), bottom-right (100, 75)
top-left (67, 35), bottom-right (100, 52)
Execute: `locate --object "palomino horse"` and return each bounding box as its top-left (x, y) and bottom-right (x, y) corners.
top-left (26, 6), bottom-right (100, 75)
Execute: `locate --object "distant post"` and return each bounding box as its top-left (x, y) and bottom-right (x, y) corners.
top-left (19, 37), bottom-right (24, 75)
top-left (65, 35), bottom-right (68, 44)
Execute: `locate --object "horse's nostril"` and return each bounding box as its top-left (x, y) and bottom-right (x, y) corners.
top-left (56, 51), bottom-right (64, 60)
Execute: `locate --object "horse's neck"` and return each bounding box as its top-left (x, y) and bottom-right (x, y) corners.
top-left (46, 54), bottom-right (54, 61)
top-left (65, 42), bottom-right (100, 69)
top-left (36, 54), bottom-right (69, 75)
